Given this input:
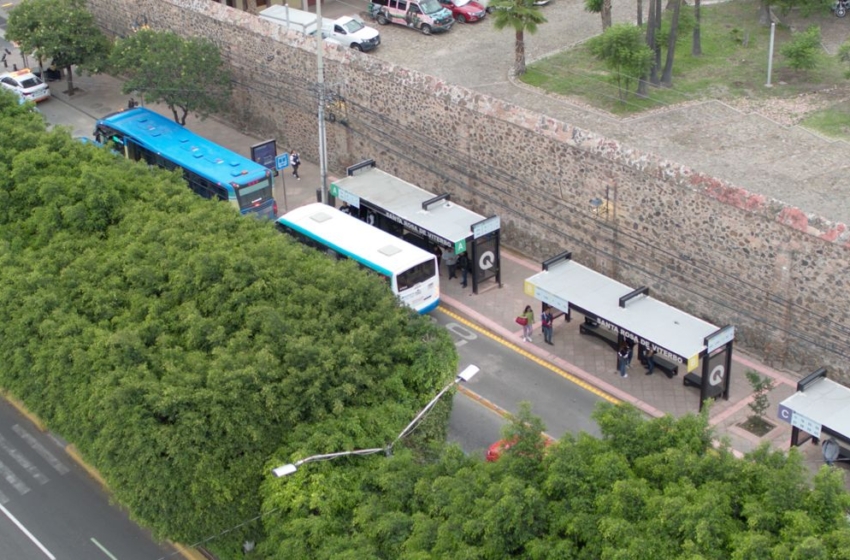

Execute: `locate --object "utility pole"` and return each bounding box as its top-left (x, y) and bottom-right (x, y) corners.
top-left (315, 0), bottom-right (329, 204)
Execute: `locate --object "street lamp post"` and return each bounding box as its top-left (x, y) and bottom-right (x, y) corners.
top-left (273, 365), bottom-right (480, 477)
top-left (315, 0), bottom-right (329, 204)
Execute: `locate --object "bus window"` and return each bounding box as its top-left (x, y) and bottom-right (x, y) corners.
top-left (396, 259), bottom-right (436, 292)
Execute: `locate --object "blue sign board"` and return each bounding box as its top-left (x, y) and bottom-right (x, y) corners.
top-left (275, 153), bottom-right (290, 170)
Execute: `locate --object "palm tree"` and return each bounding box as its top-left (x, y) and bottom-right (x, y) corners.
top-left (490, 0), bottom-right (547, 77)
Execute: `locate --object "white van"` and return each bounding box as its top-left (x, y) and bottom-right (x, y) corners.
top-left (260, 6), bottom-right (381, 52)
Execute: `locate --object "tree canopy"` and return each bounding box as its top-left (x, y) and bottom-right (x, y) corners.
top-left (0, 94), bottom-right (456, 546)
top-left (6, 0), bottom-right (110, 95)
top-left (261, 402), bottom-right (850, 559)
top-left (109, 29), bottom-right (233, 124)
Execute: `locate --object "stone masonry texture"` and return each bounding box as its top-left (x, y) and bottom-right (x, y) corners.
top-left (87, 0), bottom-right (850, 384)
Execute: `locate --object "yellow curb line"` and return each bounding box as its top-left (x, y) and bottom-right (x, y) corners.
top-left (439, 306), bottom-right (620, 405)
top-left (456, 385), bottom-right (557, 442)
top-left (2, 388), bottom-right (200, 560)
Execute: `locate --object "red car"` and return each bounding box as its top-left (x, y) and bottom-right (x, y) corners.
top-left (439, 0), bottom-right (487, 22)
top-left (486, 436), bottom-right (552, 462)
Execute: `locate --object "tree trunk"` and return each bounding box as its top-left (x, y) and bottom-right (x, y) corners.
top-left (647, 0), bottom-right (659, 86)
top-left (515, 30), bottom-right (526, 76)
top-left (64, 65), bottom-right (75, 96)
top-left (661, 0), bottom-right (680, 86)
top-left (602, 0), bottom-right (612, 30)
top-left (692, 0), bottom-right (701, 56)
top-left (758, 0), bottom-right (771, 25)
top-left (637, 0), bottom-right (643, 27)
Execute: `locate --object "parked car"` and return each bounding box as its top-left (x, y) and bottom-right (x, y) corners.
top-left (369, 0), bottom-right (455, 35)
top-left (478, 0), bottom-right (550, 11)
top-left (0, 68), bottom-right (50, 103)
top-left (439, 0), bottom-right (487, 22)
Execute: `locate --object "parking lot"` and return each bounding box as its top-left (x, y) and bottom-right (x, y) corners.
top-left (320, 0), bottom-right (614, 93)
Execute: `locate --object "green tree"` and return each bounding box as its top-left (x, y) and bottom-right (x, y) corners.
top-left (109, 29), bottom-right (233, 124)
top-left (588, 24), bottom-right (654, 101)
top-left (489, 0), bottom-right (547, 77)
top-left (781, 25), bottom-right (822, 72)
top-left (6, 0), bottom-right (109, 95)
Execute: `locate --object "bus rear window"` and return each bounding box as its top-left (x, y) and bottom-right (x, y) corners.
top-left (235, 178), bottom-right (273, 209)
top-left (397, 259), bottom-right (436, 292)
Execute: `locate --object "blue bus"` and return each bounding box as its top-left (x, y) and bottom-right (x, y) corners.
top-left (277, 203), bottom-right (440, 314)
top-left (93, 108), bottom-right (277, 219)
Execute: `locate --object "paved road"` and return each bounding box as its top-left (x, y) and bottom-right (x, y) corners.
top-left (435, 307), bottom-right (605, 458)
top-left (0, 401), bottom-right (175, 560)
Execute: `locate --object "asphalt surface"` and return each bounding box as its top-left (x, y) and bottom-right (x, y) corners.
top-left (0, 401), bottom-right (175, 560)
top-left (434, 307), bottom-right (605, 458)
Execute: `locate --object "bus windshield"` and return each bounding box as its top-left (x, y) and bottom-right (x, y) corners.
top-left (397, 258), bottom-right (436, 292)
top-left (235, 177), bottom-right (274, 210)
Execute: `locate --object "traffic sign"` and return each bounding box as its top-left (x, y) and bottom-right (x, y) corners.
top-left (275, 153), bottom-right (290, 170)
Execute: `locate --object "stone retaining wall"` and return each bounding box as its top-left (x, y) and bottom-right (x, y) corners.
top-left (87, 0), bottom-right (850, 383)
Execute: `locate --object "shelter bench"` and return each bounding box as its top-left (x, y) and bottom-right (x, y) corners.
top-left (578, 318), bottom-right (620, 352)
top-left (643, 353), bottom-right (679, 379)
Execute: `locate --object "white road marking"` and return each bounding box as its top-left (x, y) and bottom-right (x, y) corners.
top-left (13, 425), bottom-right (69, 474)
top-left (0, 487), bottom-right (8, 504)
top-left (0, 458), bottom-right (30, 495)
top-left (0, 503), bottom-right (56, 559)
top-left (91, 537), bottom-right (119, 560)
top-left (0, 433), bottom-right (49, 484)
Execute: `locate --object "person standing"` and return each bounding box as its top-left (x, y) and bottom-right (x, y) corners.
top-left (457, 251), bottom-right (470, 288)
top-left (617, 342), bottom-right (629, 378)
top-left (433, 245), bottom-right (443, 274)
top-left (625, 339), bottom-right (635, 369)
top-left (644, 347), bottom-right (657, 376)
top-left (521, 305), bottom-right (534, 342)
top-left (290, 150), bottom-right (301, 180)
top-left (443, 250), bottom-right (458, 280)
top-left (541, 306), bottom-right (554, 345)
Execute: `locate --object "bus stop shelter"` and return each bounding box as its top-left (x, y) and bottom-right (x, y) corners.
top-left (329, 160), bottom-right (501, 294)
top-left (778, 368), bottom-right (850, 465)
top-left (524, 251), bottom-right (735, 410)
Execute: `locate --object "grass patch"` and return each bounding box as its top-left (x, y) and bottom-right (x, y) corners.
top-left (522, 0), bottom-right (849, 121)
top-left (801, 101), bottom-right (850, 138)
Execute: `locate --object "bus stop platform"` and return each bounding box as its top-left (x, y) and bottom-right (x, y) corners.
top-left (434, 245), bottom-right (807, 460)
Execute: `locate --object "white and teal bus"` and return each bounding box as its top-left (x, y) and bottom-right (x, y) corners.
top-left (277, 203), bottom-right (440, 314)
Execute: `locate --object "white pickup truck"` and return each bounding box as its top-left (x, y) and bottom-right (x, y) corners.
top-left (259, 6), bottom-right (381, 52)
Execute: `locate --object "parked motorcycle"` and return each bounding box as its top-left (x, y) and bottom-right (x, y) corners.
top-left (832, 0), bottom-right (848, 18)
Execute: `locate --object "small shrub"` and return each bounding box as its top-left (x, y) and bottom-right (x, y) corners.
top-left (746, 369), bottom-right (775, 421)
top-left (781, 25), bottom-right (822, 71)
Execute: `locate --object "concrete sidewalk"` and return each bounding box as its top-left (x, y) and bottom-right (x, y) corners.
top-left (30, 65), bottom-right (837, 473)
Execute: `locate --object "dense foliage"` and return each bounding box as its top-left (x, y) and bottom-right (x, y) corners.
top-left (262, 402), bottom-right (850, 559)
top-left (0, 94), bottom-right (456, 544)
